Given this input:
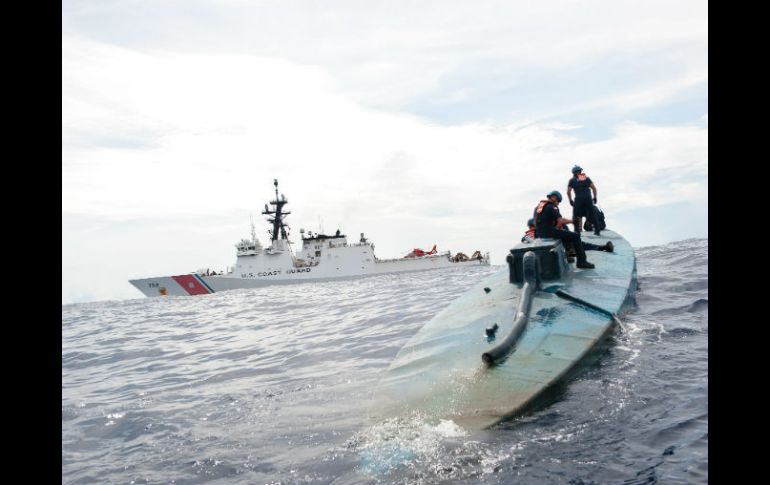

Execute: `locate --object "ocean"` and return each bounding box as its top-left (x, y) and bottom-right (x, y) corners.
top-left (62, 238), bottom-right (708, 484)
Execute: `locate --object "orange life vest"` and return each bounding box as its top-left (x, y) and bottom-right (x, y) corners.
top-left (535, 200), bottom-right (550, 215)
top-left (524, 226), bottom-right (536, 239)
top-left (534, 200), bottom-right (558, 227)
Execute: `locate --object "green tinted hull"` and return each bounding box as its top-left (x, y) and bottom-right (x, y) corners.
top-left (370, 230), bottom-right (637, 430)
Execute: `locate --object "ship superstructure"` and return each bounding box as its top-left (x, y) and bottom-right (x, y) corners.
top-left (129, 180), bottom-right (489, 297)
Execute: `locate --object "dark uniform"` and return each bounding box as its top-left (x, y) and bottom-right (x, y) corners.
top-left (568, 173), bottom-right (600, 234)
top-left (533, 200), bottom-right (588, 264)
top-left (561, 226), bottom-right (609, 252)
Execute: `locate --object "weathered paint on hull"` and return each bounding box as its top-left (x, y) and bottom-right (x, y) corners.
top-left (369, 230), bottom-right (637, 431)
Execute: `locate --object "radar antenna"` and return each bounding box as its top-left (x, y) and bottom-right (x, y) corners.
top-left (261, 179), bottom-right (291, 241)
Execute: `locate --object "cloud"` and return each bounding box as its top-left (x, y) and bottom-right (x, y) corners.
top-left (62, 1), bottom-right (707, 116)
top-left (62, 0), bottom-right (707, 304)
top-left (62, 37), bottom-right (706, 303)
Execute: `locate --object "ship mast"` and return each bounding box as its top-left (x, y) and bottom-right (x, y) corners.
top-left (262, 179), bottom-right (291, 241)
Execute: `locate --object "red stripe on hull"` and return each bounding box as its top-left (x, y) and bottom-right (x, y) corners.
top-left (171, 275), bottom-right (211, 295)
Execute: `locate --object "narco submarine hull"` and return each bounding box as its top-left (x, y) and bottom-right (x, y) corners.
top-left (369, 229), bottom-right (637, 431)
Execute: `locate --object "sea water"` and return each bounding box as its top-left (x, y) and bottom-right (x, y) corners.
top-left (62, 238), bottom-right (707, 484)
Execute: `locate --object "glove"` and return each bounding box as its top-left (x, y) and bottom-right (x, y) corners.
top-left (569, 200), bottom-right (574, 206)
top-left (592, 198), bottom-right (597, 204)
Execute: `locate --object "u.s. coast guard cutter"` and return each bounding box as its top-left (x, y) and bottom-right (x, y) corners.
top-left (129, 180), bottom-right (490, 297)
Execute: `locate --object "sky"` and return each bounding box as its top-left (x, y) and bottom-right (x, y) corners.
top-left (62, 0), bottom-right (708, 304)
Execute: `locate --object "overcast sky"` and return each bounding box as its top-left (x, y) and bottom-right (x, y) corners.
top-left (62, 0), bottom-right (708, 304)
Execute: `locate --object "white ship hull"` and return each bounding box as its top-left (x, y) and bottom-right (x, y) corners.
top-left (128, 179), bottom-right (490, 298)
top-left (129, 252), bottom-right (489, 297)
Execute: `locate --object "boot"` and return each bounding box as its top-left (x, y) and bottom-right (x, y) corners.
top-left (603, 241), bottom-right (614, 252)
top-left (593, 230), bottom-right (601, 236)
top-left (567, 256), bottom-right (575, 263)
top-left (576, 261), bottom-right (595, 269)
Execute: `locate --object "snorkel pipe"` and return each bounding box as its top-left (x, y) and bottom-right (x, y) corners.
top-left (482, 251), bottom-right (539, 365)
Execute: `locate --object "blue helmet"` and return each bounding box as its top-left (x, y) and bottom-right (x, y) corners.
top-left (571, 164), bottom-right (583, 174)
top-left (547, 190), bottom-right (563, 202)
top-left (527, 218), bottom-right (534, 226)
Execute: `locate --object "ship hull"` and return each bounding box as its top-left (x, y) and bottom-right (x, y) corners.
top-left (368, 230), bottom-right (637, 430)
top-left (129, 255), bottom-right (489, 297)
